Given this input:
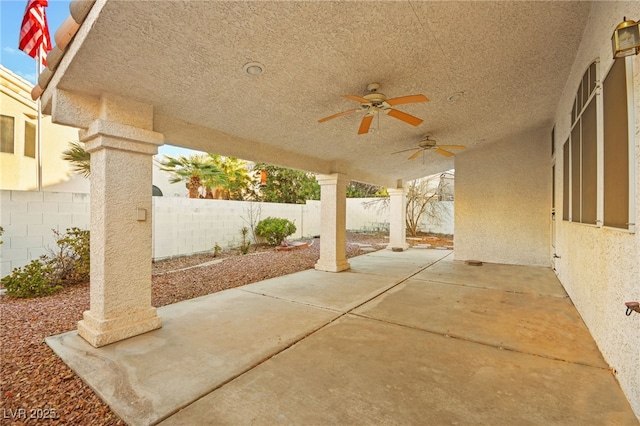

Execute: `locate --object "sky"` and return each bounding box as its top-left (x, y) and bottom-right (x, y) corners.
top-left (1, 0), bottom-right (70, 84)
top-left (0, 0), bottom-right (201, 158)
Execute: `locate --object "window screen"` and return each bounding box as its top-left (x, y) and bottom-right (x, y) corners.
top-left (571, 124), bottom-right (581, 221)
top-left (603, 58), bottom-right (630, 229)
top-left (563, 138), bottom-right (570, 221)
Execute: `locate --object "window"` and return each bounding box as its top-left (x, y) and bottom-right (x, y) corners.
top-left (1, 115), bottom-right (15, 153)
top-left (564, 61), bottom-right (598, 224)
top-left (603, 58), bottom-right (632, 229)
top-left (562, 138), bottom-right (570, 221)
top-left (581, 98), bottom-right (597, 224)
top-left (24, 122), bottom-right (36, 158)
top-left (562, 57), bottom-right (635, 232)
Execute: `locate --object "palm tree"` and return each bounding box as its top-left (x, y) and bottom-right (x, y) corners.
top-left (158, 154), bottom-right (227, 198)
top-left (62, 141), bottom-right (91, 178)
top-left (207, 154), bottom-right (251, 200)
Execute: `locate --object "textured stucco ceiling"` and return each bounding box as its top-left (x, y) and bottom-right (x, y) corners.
top-left (44, 0), bottom-right (592, 187)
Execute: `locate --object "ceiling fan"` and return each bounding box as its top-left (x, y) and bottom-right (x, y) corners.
top-left (392, 135), bottom-right (466, 159)
top-left (318, 83), bottom-right (429, 135)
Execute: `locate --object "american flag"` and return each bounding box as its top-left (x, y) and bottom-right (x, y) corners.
top-left (19, 0), bottom-right (52, 66)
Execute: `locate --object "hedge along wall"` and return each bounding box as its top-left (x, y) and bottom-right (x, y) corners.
top-left (0, 190), bottom-right (453, 276)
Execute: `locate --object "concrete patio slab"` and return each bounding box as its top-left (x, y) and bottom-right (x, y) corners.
top-left (241, 269), bottom-right (401, 312)
top-left (161, 315), bottom-right (636, 425)
top-left (346, 249), bottom-right (451, 277)
top-left (46, 289), bottom-right (339, 426)
top-left (413, 258), bottom-right (567, 297)
top-left (45, 249), bottom-right (638, 425)
top-left (354, 279), bottom-right (606, 367)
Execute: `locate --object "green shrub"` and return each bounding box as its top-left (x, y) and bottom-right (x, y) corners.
top-left (1, 259), bottom-right (61, 298)
top-left (213, 243), bottom-right (222, 257)
top-left (0, 225), bottom-right (4, 244)
top-left (1, 227), bottom-right (90, 299)
top-left (255, 217), bottom-right (296, 246)
top-left (47, 227), bottom-right (90, 284)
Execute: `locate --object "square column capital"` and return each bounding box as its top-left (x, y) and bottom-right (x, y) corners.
top-left (80, 120), bottom-right (164, 155)
top-left (316, 173), bottom-right (350, 187)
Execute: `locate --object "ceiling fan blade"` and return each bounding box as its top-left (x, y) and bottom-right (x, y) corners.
top-left (343, 94), bottom-right (371, 104)
top-left (435, 148), bottom-right (455, 157)
top-left (358, 114), bottom-right (374, 135)
top-left (408, 149), bottom-right (423, 160)
top-left (385, 94), bottom-right (429, 106)
top-left (391, 147), bottom-right (421, 154)
top-left (386, 108), bottom-right (423, 126)
top-left (318, 109), bottom-right (358, 123)
top-left (437, 144), bottom-right (466, 150)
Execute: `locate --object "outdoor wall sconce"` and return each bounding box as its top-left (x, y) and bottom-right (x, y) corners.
top-left (625, 301), bottom-right (640, 316)
top-left (612, 17), bottom-right (640, 59)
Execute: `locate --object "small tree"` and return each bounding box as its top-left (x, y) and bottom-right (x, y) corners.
top-left (362, 171), bottom-right (452, 237)
top-left (405, 173), bottom-right (450, 237)
top-left (242, 201), bottom-right (262, 245)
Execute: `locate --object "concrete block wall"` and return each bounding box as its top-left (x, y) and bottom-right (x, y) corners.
top-left (1, 190), bottom-right (455, 274)
top-left (151, 198), bottom-right (322, 259)
top-left (0, 190), bottom-right (90, 277)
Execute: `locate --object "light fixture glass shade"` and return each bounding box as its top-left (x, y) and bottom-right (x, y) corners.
top-left (612, 18), bottom-right (640, 59)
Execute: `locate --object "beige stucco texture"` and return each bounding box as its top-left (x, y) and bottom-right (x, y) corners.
top-left (77, 94), bottom-right (164, 347)
top-left (552, 2), bottom-right (640, 418)
top-left (455, 129), bottom-right (551, 266)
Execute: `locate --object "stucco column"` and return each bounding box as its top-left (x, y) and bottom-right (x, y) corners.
top-left (77, 95), bottom-right (163, 347)
top-left (315, 173), bottom-right (350, 272)
top-left (387, 187), bottom-right (409, 251)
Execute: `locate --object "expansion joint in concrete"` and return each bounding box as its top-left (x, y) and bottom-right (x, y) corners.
top-left (158, 254), bottom-right (452, 424)
top-left (348, 312), bottom-right (609, 371)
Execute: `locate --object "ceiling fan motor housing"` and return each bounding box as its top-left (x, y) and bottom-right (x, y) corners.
top-left (363, 93), bottom-right (387, 107)
top-left (419, 138), bottom-right (437, 149)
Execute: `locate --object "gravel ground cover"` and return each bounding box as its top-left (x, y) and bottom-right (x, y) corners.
top-left (0, 233), bottom-right (451, 425)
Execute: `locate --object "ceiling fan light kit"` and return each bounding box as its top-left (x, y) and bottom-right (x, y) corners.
top-left (318, 83), bottom-right (429, 135)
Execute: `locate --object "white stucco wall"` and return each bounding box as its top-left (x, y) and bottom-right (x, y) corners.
top-left (454, 129), bottom-right (551, 266)
top-left (552, 2), bottom-right (640, 419)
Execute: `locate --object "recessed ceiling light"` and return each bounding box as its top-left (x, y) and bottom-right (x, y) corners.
top-left (447, 92), bottom-right (464, 102)
top-left (243, 62), bottom-right (265, 76)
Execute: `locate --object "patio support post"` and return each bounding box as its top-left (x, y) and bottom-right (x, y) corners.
top-left (315, 173), bottom-right (350, 272)
top-left (76, 94), bottom-right (163, 347)
top-left (387, 187), bottom-right (409, 251)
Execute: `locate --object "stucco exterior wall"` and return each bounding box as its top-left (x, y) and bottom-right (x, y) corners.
top-left (454, 129), bottom-right (551, 267)
top-left (552, 2), bottom-right (640, 418)
top-left (0, 66), bottom-right (80, 191)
